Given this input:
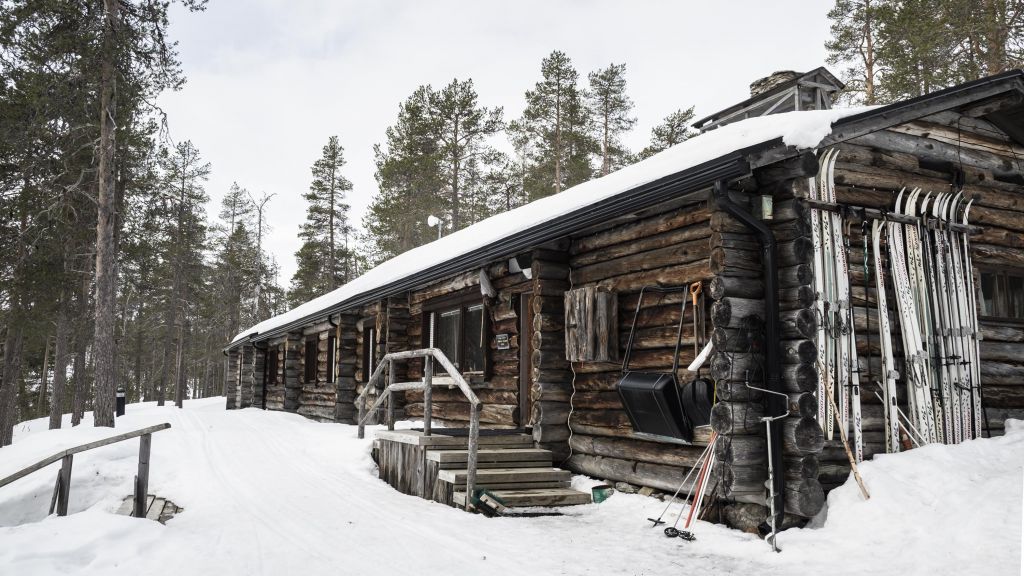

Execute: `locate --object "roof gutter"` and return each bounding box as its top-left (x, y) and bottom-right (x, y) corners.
top-left (229, 148), bottom-right (764, 349)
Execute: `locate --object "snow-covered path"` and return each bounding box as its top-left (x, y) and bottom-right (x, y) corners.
top-left (0, 398), bottom-right (1020, 575)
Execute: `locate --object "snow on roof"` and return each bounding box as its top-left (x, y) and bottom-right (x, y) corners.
top-left (233, 106), bottom-right (869, 344)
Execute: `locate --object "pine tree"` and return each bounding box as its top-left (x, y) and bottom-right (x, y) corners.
top-left (638, 108), bottom-right (698, 159)
top-left (825, 0), bottom-right (1024, 104)
top-left (514, 51), bottom-right (596, 200)
top-left (429, 79), bottom-right (504, 229)
top-left (587, 63), bottom-right (636, 176)
top-left (826, 0), bottom-right (882, 104)
top-left (365, 87), bottom-right (445, 262)
top-left (288, 136), bottom-right (354, 307)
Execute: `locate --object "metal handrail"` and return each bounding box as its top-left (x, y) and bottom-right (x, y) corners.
top-left (0, 423), bottom-right (172, 518)
top-left (356, 348), bottom-right (481, 511)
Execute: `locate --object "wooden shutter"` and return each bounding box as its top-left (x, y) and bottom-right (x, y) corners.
top-left (564, 286), bottom-right (619, 362)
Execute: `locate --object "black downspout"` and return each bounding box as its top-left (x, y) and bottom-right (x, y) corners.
top-left (712, 179), bottom-right (787, 527)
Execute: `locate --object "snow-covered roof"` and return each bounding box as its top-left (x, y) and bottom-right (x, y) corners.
top-left (232, 107), bottom-right (868, 345)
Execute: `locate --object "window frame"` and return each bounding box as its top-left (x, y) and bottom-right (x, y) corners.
top-left (326, 333), bottom-right (336, 384)
top-left (421, 288), bottom-right (490, 376)
top-left (303, 336), bottom-right (318, 383)
top-left (978, 267), bottom-right (1024, 324)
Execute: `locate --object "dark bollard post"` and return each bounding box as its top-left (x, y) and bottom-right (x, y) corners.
top-left (116, 387), bottom-right (126, 417)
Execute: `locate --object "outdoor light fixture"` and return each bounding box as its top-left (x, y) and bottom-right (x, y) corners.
top-left (508, 254), bottom-right (533, 280)
top-left (427, 214), bottom-right (443, 240)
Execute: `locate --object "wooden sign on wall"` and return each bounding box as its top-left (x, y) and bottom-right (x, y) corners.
top-left (564, 286), bottom-right (619, 363)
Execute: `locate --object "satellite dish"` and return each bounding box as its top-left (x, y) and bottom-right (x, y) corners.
top-left (427, 215), bottom-right (441, 227)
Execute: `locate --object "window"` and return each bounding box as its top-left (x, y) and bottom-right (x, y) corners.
top-left (267, 346), bottom-right (279, 385)
top-left (980, 270), bottom-right (1024, 321)
top-left (424, 295), bottom-right (487, 374)
top-left (362, 325), bottom-right (377, 383)
top-left (304, 337), bottom-right (318, 383)
top-left (326, 334), bottom-right (336, 383)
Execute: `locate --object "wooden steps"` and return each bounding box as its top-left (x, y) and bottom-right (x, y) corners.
top-left (115, 494), bottom-right (181, 524)
top-left (374, 428), bottom-right (592, 510)
top-left (453, 488), bottom-right (593, 508)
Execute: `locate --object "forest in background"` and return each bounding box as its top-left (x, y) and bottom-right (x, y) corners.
top-left (0, 0), bottom-right (1021, 441)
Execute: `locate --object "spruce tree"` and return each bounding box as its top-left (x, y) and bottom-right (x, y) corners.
top-left (587, 63), bottom-right (636, 176)
top-left (638, 108), bottom-right (698, 159)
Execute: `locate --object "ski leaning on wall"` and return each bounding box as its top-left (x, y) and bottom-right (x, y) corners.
top-left (809, 148), bottom-right (984, 454)
top-left (808, 149), bottom-right (863, 461)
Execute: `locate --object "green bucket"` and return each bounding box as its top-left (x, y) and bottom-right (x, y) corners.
top-left (591, 484), bottom-right (614, 504)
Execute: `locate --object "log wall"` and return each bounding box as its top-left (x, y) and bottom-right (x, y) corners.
top-left (225, 348), bottom-right (238, 410)
top-left (264, 341), bottom-right (285, 411)
top-left (283, 333), bottom-right (302, 412)
top-left (239, 344), bottom-right (254, 409)
top-left (561, 199), bottom-right (716, 495)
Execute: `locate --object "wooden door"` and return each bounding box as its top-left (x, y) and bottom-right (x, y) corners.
top-left (519, 292), bottom-right (535, 428)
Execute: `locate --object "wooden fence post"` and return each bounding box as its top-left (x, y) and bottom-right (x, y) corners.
top-left (423, 355), bottom-right (433, 436)
top-left (135, 433), bottom-right (151, 518)
top-left (56, 454), bottom-right (73, 516)
top-left (386, 358), bottom-right (395, 431)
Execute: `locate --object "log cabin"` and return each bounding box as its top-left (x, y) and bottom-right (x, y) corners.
top-left (223, 67), bottom-right (1024, 533)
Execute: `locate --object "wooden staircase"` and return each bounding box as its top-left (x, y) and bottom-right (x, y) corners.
top-left (374, 430), bottom-right (592, 510)
top-left (426, 434), bottom-right (592, 509)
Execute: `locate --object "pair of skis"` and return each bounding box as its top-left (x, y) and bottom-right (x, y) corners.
top-left (808, 149), bottom-right (863, 463)
top-left (871, 189), bottom-right (982, 450)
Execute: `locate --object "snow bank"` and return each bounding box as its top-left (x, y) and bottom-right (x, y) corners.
top-left (0, 401), bottom-right (1019, 575)
top-left (233, 107), bottom-right (870, 344)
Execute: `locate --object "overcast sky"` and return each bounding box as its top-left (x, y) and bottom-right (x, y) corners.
top-left (158, 0), bottom-right (834, 284)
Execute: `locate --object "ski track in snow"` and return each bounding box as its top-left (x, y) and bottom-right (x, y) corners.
top-left (0, 398), bottom-right (1020, 576)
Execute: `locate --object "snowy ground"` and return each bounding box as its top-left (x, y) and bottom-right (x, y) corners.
top-left (0, 399), bottom-right (1020, 576)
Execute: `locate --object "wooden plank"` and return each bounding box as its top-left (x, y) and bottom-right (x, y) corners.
top-left (145, 497), bottom-right (165, 521)
top-left (425, 448), bottom-right (552, 463)
top-left (453, 488), bottom-right (592, 508)
top-left (436, 467), bottom-right (571, 484)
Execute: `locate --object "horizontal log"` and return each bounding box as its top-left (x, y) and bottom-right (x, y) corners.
top-left (571, 205), bottom-right (711, 256)
top-left (715, 434), bottom-right (766, 467)
top-left (710, 247), bottom-right (762, 277)
top-left (568, 434), bottom-right (707, 468)
top-left (785, 478), bottom-right (825, 517)
top-left (711, 401), bottom-right (765, 435)
top-left (782, 340), bottom-right (817, 365)
top-left (712, 297), bottom-right (765, 328)
top-left (781, 309), bottom-right (817, 339)
top-left (717, 462), bottom-right (767, 497)
top-left (571, 239), bottom-right (708, 285)
top-left (709, 275), bottom-right (763, 300)
top-left (782, 416), bottom-right (825, 455)
top-left (565, 453), bottom-right (694, 494)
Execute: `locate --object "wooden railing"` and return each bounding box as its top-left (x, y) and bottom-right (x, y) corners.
top-left (0, 423), bottom-right (172, 518)
top-left (356, 348), bottom-right (481, 511)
